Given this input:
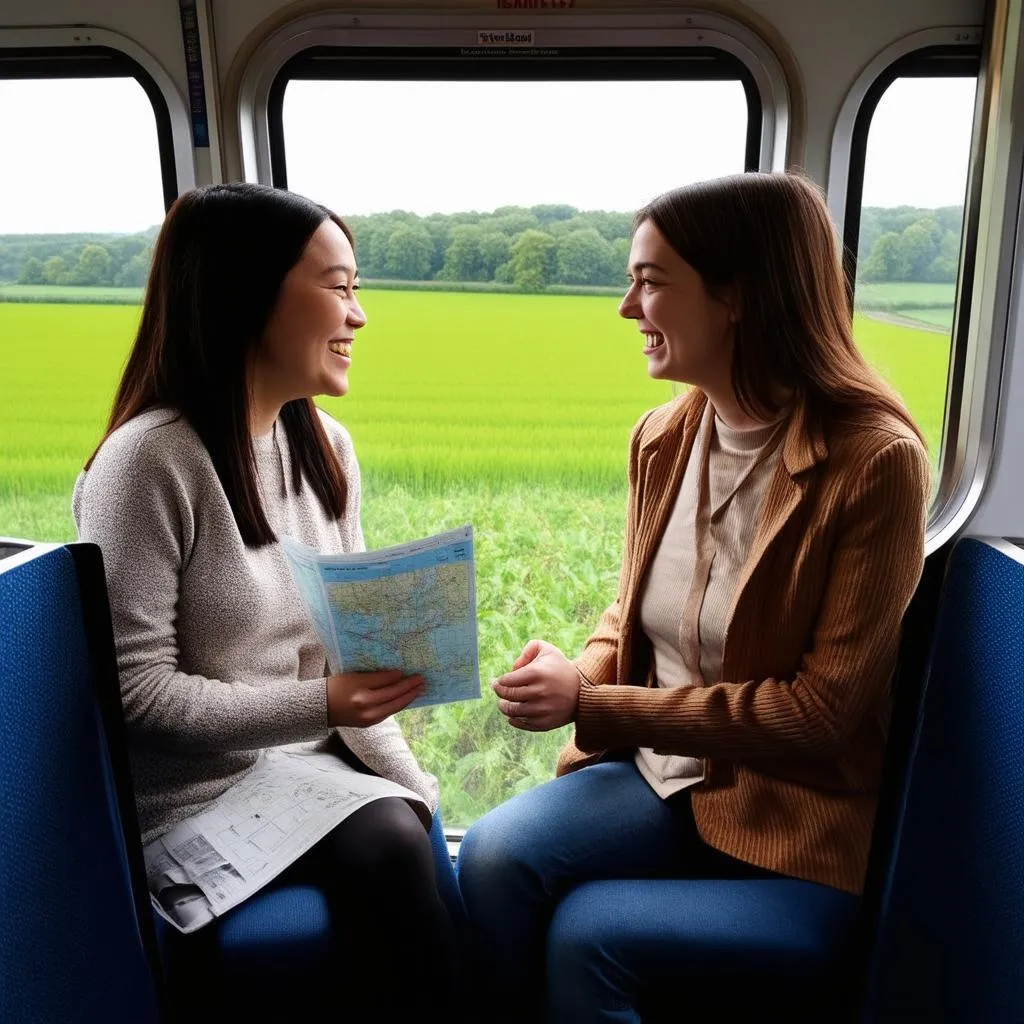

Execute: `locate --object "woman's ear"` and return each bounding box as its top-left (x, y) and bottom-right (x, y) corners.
top-left (724, 284), bottom-right (741, 323)
top-left (707, 280), bottom-right (741, 325)
top-left (723, 285), bottom-right (742, 325)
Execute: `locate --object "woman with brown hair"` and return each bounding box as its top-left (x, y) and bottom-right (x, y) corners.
top-left (74, 182), bottom-right (461, 1018)
top-left (457, 172), bottom-right (930, 1022)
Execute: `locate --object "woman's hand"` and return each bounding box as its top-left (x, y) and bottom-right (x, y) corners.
top-left (493, 640), bottom-right (580, 731)
top-left (326, 670), bottom-right (425, 727)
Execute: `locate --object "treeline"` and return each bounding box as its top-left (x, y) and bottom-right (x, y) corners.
top-left (346, 205), bottom-right (634, 287)
top-left (0, 207), bottom-right (635, 290)
top-left (858, 206), bottom-right (963, 283)
top-left (0, 229), bottom-right (157, 288)
top-left (0, 204), bottom-right (964, 289)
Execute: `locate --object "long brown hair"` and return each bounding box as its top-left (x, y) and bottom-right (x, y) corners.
top-left (637, 172), bottom-right (925, 443)
top-left (88, 182), bottom-right (352, 547)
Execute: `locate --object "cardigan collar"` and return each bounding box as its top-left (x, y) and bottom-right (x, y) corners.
top-left (638, 389), bottom-right (828, 476)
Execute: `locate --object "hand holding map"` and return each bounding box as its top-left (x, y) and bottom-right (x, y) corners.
top-left (325, 668), bottom-right (426, 727)
top-left (281, 526), bottom-right (481, 709)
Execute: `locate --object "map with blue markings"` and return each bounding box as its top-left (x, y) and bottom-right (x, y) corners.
top-left (282, 526), bottom-right (480, 709)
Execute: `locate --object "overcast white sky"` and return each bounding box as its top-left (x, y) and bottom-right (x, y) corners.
top-left (0, 74), bottom-right (976, 234)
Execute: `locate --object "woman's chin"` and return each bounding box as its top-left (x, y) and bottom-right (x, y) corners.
top-left (645, 359), bottom-right (670, 381)
top-left (320, 375), bottom-right (350, 399)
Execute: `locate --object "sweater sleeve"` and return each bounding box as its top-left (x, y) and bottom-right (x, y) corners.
top-left (573, 437), bottom-right (930, 759)
top-left (74, 427), bottom-right (329, 754)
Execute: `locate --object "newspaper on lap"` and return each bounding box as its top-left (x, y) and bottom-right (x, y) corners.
top-left (146, 747), bottom-right (428, 933)
top-left (146, 526), bottom-right (480, 934)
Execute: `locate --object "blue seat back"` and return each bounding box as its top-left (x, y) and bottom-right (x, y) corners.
top-left (863, 537), bottom-right (1024, 1021)
top-left (0, 544), bottom-right (160, 1023)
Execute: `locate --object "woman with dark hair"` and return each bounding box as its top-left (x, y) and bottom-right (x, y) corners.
top-left (457, 172), bottom-right (931, 1021)
top-left (74, 183), bottom-right (461, 1018)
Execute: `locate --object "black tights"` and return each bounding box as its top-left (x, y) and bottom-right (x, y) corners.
top-left (288, 797), bottom-right (462, 1020)
top-left (168, 798), bottom-right (462, 1022)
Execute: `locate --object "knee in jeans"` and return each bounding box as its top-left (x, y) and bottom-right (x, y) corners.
top-left (546, 886), bottom-right (622, 987)
top-left (457, 809), bottom-right (531, 898)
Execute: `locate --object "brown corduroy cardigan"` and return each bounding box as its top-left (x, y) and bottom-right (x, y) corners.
top-left (557, 389), bottom-right (930, 894)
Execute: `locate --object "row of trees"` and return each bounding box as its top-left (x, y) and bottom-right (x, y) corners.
top-left (858, 206), bottom-right (963, 284)
top-left (0, 204), bottom-right (964, 290)
top-left (0, 208), bottom-right (635, 290)
top-left (344, 206), bottom-right (634, 287)
top-left (0, 230), bottom-right (156, 288)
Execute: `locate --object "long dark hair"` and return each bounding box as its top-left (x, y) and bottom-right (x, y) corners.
top-left (88, 182), bottom-right (352, 547)
top-left (636, 172), bottom-right (925, 443)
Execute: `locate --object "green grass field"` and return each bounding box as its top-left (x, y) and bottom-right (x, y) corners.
top-left (854, 280), bottom-right (956, 332)
top-left (892, 307), bottom-right (955, 329)
top-left (0, 284), bottom-right (145, 304)
top-left (0, 294), bottom-right (951, 824)
top-left (855, 281), bottom-right (956, 307)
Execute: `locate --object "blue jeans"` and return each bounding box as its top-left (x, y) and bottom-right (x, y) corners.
top-left (457, 760), bottom-right (773, 1023)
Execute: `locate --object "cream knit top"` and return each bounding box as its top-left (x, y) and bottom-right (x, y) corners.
top-left (636, 403), bottom-right (785, 798)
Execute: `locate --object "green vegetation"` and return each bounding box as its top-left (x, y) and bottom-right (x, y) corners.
top-left (317, 291), bottom-right (667, 491)
top-left (858, 206), bottom-right (963, 283)
top-left (368, 484), bottom-right (623, 823)
top-left (854, 281), bottom-right (956, 334)
top-left (852, 315), bottom-right (949, 455)
top-left (0, 293), bottom-right (950, 825)
top-left (0, 229), bottom-right (157, 288)
top-left (855, 282), bottom-right (956, 308)
top-left (0, 284), bottom-right (145, 304)
top-left (1, 203), bottom-right (962, 294)
top-left (895, 307), bottom-right (954, 330)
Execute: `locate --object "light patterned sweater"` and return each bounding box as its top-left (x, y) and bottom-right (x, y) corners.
top-left (73, 406), bottom-right (438, 844)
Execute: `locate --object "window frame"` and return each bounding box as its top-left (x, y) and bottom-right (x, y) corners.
top-left (0, 26), bottom-right (194, 204)
top-left (827, 27), bottom-right (996, 551)
top-left (236, 9), bottom-right (791, 184)
top-left (839, 45), bottom-right (981, 288)
top-left (266, 46), bottom-right (764, 189)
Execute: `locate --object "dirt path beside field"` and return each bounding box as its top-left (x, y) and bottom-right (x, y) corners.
top-left (860, 309), bottom-right (950, 334)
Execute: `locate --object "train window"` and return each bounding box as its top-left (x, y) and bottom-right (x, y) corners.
top-left (0, 48), bottom-right (174, 544)
top-left (843, 47), bottom-right (980, 491)
top-left (270, 52), bottom-right (758, 827)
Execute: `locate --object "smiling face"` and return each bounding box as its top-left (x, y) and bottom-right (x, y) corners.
top-left (251, 218), bottom-right (365, 419)
top-left (619, 218), bottom-right (736, 395)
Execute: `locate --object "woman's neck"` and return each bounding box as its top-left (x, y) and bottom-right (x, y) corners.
top-left (249, 401), bottom-right (281, 439)
top-left (703, 387), bottom-right (768, 431)
top-left (248, 368), bottom-right (284, 438)
top-left (701, 378), bottom-right (793, 431)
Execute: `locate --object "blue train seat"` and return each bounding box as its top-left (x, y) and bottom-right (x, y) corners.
top-left (1, 538), bottom-right (465, 1021)
top-left (156, 810), bottom-right (464, 1016)
top-left (553, 536), bottom-right (1024, 1022)
top-left (0, 542), bottom-right (161, 1023)
top-left (861, 536), bottom-right (1024, 1021)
